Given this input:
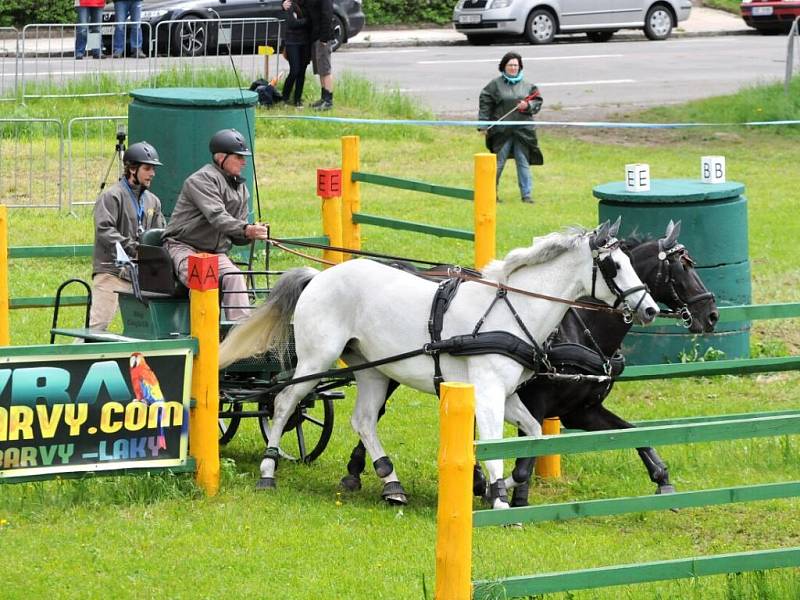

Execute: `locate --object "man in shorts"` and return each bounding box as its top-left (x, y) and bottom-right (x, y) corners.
top-left (308, 0), bottom-right (334, 111)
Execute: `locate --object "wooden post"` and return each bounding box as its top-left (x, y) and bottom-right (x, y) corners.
top-left (473, 153), bottom-right (496, 270)
top-left (187, 253), bottom-right (220, 496)
top-left (0, 205), bottom-right (9, 346)
top-left (317, 168), bottom-right (343, 265)
top-left (435, 382), bottom-right (475, 600)
top-left (341, 135), bottom-right (361, 260)
top-left (535, 417), bottom-right (562, 479)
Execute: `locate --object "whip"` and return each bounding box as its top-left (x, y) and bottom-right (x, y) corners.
top-left (487, 89), bottom-right (541, 130)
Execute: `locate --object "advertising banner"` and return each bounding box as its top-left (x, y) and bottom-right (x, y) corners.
top-left (0, 345), bottom-right (192, 480)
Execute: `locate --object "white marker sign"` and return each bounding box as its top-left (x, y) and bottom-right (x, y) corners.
top-left (625, 164), bottom-right (650, 192)
top-left (701, 156), bottom-right (726, 184)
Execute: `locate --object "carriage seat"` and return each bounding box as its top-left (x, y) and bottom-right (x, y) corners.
top-left (137, 228), bottom-right (188, 298)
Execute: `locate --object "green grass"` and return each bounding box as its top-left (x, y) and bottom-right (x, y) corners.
top-left (702, 0), bottom-right (742, 15)
top-left (2, 73), bottom-right (800, 598)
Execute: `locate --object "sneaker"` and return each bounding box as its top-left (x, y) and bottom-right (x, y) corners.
top-left (310, 98), bottom-right (325, 109)
top-left (314, 100), bottom-right (333, 111)
top-left (75, 53), bottom-right (84, 60)
top-left (134, 49), bottom-right (147, 59)
top-left (293, 100), bottom-right (304, 108)
top-left (521, 196), bottom-right (534, 204)
top-left (112, 51), bottom-right (123, 58)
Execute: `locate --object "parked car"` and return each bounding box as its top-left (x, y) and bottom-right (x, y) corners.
top-left (102, 0), bottom-right (365, 56)
top-left (452, 0), bottom-right (692, 45)
top-left (740, 0), bottom-right (800, 34)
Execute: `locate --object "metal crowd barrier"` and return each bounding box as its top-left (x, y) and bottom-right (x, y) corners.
top-left (67, 115), bottom-right (129, 211)
top-left (153, 17), bottom-right (282, 86)
top-left (0, 27), bottom-right (19, 101)
top-left (786, 17), bottom-right (800, 93)
top-left (0, 118), bottom-right (63, 208)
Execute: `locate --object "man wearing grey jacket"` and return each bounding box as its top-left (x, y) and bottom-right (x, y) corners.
top-left (163, 129), bottom-right (268, 320)
top-left (91, 141), bottom-right (165, 331)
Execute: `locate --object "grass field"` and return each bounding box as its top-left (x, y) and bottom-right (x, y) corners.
top-left (1, 72), bottom-right (799, 599)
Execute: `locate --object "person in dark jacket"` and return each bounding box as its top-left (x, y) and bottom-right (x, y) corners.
top-left (91, 141), bottom-right (165, 331)
top-left (281, 0), bottom-right (312, 107)
top-left (163, 129), bottom-right (268, 320)
top-left (305, 0), bottom-right (334, 110)
top-left (478, 52), bottom-right (543, 204)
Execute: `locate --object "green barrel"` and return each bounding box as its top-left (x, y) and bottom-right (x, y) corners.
top-left (593, 179), bottom-right (751, 364)
top-left (128, 88), bottom-right (258, 218)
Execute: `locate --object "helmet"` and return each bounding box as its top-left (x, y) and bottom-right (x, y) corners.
top-left (209, 128), bottom-right (252, 157)
top-left (123, 141), bottom-right (163, 166)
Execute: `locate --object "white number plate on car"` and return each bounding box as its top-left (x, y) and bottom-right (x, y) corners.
top-left (458, 14), bottom-right (482, 24)
top-left (752, 6), bottom-right (773, 16)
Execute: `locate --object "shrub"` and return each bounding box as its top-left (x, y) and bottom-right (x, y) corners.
top-left (364, 0), bottom-right (454, 25)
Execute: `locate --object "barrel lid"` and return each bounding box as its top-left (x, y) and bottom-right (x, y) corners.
top-left (129, 88), bottom-right (258, 107)
top-left (593, 179), bottom-right (745, 203)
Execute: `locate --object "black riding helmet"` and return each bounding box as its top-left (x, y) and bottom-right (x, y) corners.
top-left (209, 128), bottom-right (252, 157)
top-left (123, 141), bottom-right (163, 166)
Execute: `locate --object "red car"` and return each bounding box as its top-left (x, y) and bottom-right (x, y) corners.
top-left (741, 0), bottom-right (800, 34)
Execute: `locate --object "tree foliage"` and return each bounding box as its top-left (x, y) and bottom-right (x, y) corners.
top-left (0, 0), bottom-right (74, 29)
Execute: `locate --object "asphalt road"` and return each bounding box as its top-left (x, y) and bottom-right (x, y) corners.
top-left (2, 34), bottom-right (791, 119)
top-left (334, 34), bottom-right (790, 119)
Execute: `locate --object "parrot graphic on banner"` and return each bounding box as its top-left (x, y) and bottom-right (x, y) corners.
top-left (129, 352), bottom-right (167, 450)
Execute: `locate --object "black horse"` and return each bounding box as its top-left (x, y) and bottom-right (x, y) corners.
top-left (339, 221), bottom-right (719, 505)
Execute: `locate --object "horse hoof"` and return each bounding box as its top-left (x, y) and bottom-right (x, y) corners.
top-left (340, 474), bottom-right (362, 492)
top-left (382, 481), bottom-right (408, 506)
top-left (255, 477), bottom-right (276, 490)
top-left (656, 484), bottom-right (676, 495)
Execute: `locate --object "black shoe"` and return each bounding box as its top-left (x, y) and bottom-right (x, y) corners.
top-left (521, 196), bottom-right (534, 204)
top-left (293, 100), bottom-right (304, 108)
top-left (314, 100), bottom-right (333, 111)
top-left (310, 98), bottom-right (325, 109)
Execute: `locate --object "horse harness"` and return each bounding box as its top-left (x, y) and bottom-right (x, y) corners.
top-left (654, 241), bottom-right (715, 327)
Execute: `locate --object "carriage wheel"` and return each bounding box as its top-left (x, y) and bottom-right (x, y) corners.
top-left (258, 393), bottom-right (335, 463)
top-left (219, 394), bottom-right (243, 446)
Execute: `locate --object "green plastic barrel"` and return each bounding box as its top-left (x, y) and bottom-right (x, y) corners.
top-left (128, 88), bottom-right (258, 218)
top-left (593, 179), bottom-right (751, 365)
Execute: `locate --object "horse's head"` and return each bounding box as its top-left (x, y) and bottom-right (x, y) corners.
top-left (625, 220), bottom-right (719, 333)
top-left (588, 218), bottom-right (660, 325)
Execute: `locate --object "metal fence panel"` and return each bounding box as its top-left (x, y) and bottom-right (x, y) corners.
top-left (153, 18), bottom-right (282, 87)
top-left (21, 23), bottom-right (153, 101)
top-left (0, 27), bottom-right (19, 102)
top-left (0, 118), bottom-right (63, 208)
top-left (67, 115), bottom-right (129, 211)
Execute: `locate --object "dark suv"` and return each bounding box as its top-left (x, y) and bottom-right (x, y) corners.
top-left (102, 0), bottom-right (365, 56)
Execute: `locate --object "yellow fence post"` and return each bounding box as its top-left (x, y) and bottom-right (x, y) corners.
top-left (0, 205), bottom-right (9, 346)
top-left (435, 382), bottom-right (475, 600)
top-left (473, 153), bottom-right (496, 270)
top-left (187, 253), bottom-right (221, 496)
top-left (317, 168), bottom-right (343, 265)
top-left (341, 135), bottom-right (361, 260)
top-left (535, 417), bottom-right (562, 479)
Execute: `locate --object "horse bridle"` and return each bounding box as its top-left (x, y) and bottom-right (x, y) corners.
top-left (589, 235), bottom-right (649, 324)
top-left (652, 240), bottom-right (716, 328)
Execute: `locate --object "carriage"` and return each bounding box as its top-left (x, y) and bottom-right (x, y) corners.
top-left (49, 229), bottom-right (345, 464)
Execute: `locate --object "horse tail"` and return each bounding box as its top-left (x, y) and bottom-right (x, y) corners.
top-left (219, 266), bottom-right (319, 369)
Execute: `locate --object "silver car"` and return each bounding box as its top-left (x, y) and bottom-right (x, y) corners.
top-left (453, 0), bottom-right (692, 44)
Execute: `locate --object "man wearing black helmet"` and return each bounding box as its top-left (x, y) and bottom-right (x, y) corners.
top-left (163, 128), bottom-right (268, 320)
top-left (91, 141), bottom-right (165, 331)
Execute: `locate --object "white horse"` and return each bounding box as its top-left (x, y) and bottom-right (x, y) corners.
top-left (219, 221), bottom-right (659, 509)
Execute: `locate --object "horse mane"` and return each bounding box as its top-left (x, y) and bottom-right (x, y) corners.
top-left (482, 227), bottom-right (589, 283)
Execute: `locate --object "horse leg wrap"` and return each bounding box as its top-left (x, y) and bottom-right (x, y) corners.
top-left (487, 479), bottom-right (508, 506)
top-left (373, 456), bottom-right (394, 479)
top-left (638, 447), bottom-right (675, 493)
top-left (512, 457), bottom-right (534, 485)
top-left (511, 481), bottom-right (530, 508)
top-left (473, 463), bottom-right (488, 497)
top-left (340, 443), bottom-right (367, 492)
top-left (382, 481), bottom-right (408, 506)
top-left (256, 446), bottom-right (281, 491)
